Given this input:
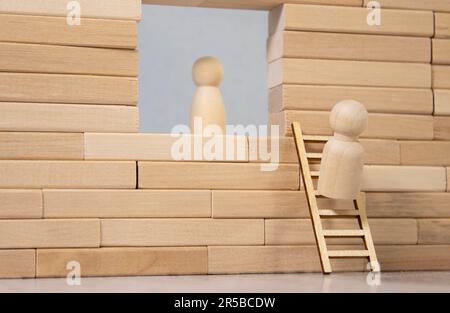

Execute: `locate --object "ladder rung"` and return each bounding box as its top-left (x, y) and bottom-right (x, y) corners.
top-left (303, 135), bottom-right (329, 142)
top-left (306, 153), bottom-right (323, 159)
top-left (310, 171), bottom-right (320, 177)
top-left (319, 209), bottom-right (360, 217)
top-left (328, 250), bottom-right (370, 258)
top-left (323, 230), bottom-right (365, 237)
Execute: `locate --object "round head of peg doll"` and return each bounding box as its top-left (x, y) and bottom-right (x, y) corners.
top-left (192, 57), bottom-right (224, 87)
top-left (329, 100), bottom-right (368, 138)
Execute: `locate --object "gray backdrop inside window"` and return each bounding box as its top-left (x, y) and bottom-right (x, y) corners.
top-left (138, 5), bottom-right (268, 134)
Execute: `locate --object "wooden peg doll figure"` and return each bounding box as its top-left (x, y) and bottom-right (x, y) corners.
top-left (190, 57), bottom-right (226, 135)
top-left (317, 100), bottom-right (369, 200)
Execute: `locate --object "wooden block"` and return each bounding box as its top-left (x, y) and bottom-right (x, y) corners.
top-left (448, 168), bottom-right (450, 192)
top-left (101, 219), bottom-right (264, 247)
top-left (199, 0), bottom-right (362, 10)
top-left (0, 219), bottom-right (100, 249)
top-left (0, 161), bottom-right (136, 189)
top-left (0, 103), bottom-right (138, 133)
top-left (433, 39), bottom-right (450, 65)
top-left (0, 43), bottom-right (138, 76)
top-left (269, 85), bottom-right (433, 115)
top-left (433, 65), bottom-right (450, 88)
top-left (0, 190), bottom-right (42, 219)
top-left (44, 190), bottom-right (211, 218)
top-left (268, 58), bottom-right (432, 89)
top-left (400, 141), bottom-right (450, 165)
top-left (0, 14), bottom-right (137, 49)
top-left (0, 132), bottom-right (84, 160)
top-left (271, 110), bottom-right (434, 140)
top-left (0, 73), bottom-right (138, 105)
top-left (268, 31), bottom-right (431, 63)
top-left (0, 250), bottom-right (35, 278)
top-left (434, 90), bottom-right (450, 115)
top-left (435, 13), bottom-right (450, 39)
top-left (138, 162), bottom-right (300, 190)
top-left (365, 0), bottom-right (450, 12)
top-left (361, 139), bottom-right (401, 165)
top-left (367, 193), bottom-right (450, 218)
top-left (418, 219), bottom-right (450, 244)
top-left (0, 0), bottom-right (141, 20)
top-left (362, 166), bottom-right (447, 192)
top-left (37, 247), bottom-right (207, 278)
top-left (248, 136), bottom-right (299, 163)
top-left (434, 117), bottom-right (450, 140)
top-left (265, 218), bottom-right (418, 245)
top-left (269, 4), bottom-right (434, 37)
top-left (85, 133), bottom-right (248, 161)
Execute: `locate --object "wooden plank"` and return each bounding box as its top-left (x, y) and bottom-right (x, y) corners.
top-left (85, 133), bottom-right (248, 161)
top-left (362, 166), bottom-right (447, 192)
top-left (271, 110), bottom-right (434, 140)
top-left (435, 13), bottom-right (450, 39)
top-left (434, 90), bottom-right (450, 116)
top-left (360, 139), bottom-right (401, 165)
top-left (269, 85), bottom-right (433, 115)
top-left (0, 103), bottom-right (138, 133)
top-left (0, 132), bottom-right (84, 160)
top-left (433, 39), bottom-right (450, 65)
top-left (365, 0), bottom-right (450, 12)
top-left (433, 65), bottom-right (450, 88)
top-left (37, 247), bottom-right (207, 278)
top-left (265, 219), bottom-right (418, 245)
top-left (434, 117), bottom-right (450, 140)
top-left (268, 58), bottom-right (432, 89)
top-left (0, 14), bottom-right (137, 49)
top-left (138, 162), bottom-right (300, 190)
top-left (367, 193), bottom-right (450, 218)
top-left (0, 0), bottom-right (141, 20)
top-left (0, 73), bottom-right (138, 105)
top-left (448, 168), bottom-right (450, 192)
top-left (101, 219), bottom-right (264, 247)
top-left (400, 141), bottom-right (450, 165)
top-left (269, 4), bottom-right (434, 37)
top-left (0, 190), bottom-right (42, 219)
top-left (0, 219), bottom-right (100, 249)
top-left (44, 190), bottom-right (211, 218)
top-left (0, 161), bottom-right (136, 189)
top-left (0, 250), bottom-right (35, 278)
top-left (268, 31), bottom-right (431, 63)
top-left (0, 43), bottom-right (138, 76)
top-left (418, 219), bottom-right (450, 244)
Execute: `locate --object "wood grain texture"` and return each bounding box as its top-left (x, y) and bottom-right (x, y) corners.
top-left (268, 58), bottom-right (432, 89)
top-left (37, 247), bottom-right (207, 278)
top-left (0, 250), bottom-right (35, 278)
top-left (433, 39), bottom-right (450, 65)
top-left (433, 65), bottom-right (450, 88)
top-left (0, 219), bottom-right (100, 249)
top-left (44, 190), bottom-right (211, 218)
top-left (0, 73), bottom-right (138, 105)
top-left (0, 132), bottom-right (84, 160)
top-left (0, 103), bottom-right (138, 133)
top-left (361, 140), bottom-right (401, 165)
top-left (435, 13), bottom-right (450, 38)
top-left (364, 0), bottom-right (450, 12)
top-left (418, 219), bottom-right (450, 244)
top-left (0, 43), bottom-right (138, 76)
top-left (265, 219), bottom-right (418, 245)
top-left (434, 117), bottom-right (450, 140)
top-left (271, 110), bottom-right (434, 140)
top-left (85, 133), bottom-right (248, 161)
top-left (0, 161), bottom-right (136, 189)
top-left (138, 162), bottom-right (300, 190)
top-left (367, 193), bottom-right (450, 218)
top-left (269, 4), bottom-right (434, 36)
top-left (434, 90), bottom-right (450, 116)
top-left (269, 85), bottom-right (433, 114)
top-left (101, 219), bottom-right (264, 247)
top-left (0, 190), bottom-right (42, 219)
top-left (400, 141), bottom-right (450, 165)
top-left (0, 0), bottom-right (141, 20)
top-left (362, 166), bottom-right (447, 192)
top-left (0, 14), bottom-right (137, 49)
top-left (268, 31), bottom-right (431, 63)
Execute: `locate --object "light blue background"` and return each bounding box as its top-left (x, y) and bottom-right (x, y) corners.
top-left (138, 5), bottom-right (268, 133)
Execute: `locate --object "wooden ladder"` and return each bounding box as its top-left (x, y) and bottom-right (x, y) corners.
top-left (291, 122), bottom-right (380, 274)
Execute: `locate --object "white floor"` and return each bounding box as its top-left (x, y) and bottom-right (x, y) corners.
top-left (1, 272), bottom-right (450, 293)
